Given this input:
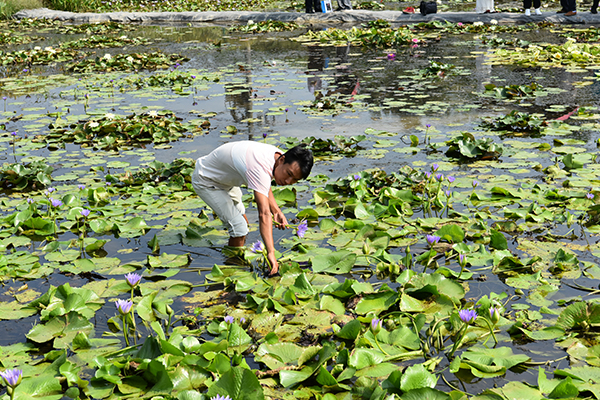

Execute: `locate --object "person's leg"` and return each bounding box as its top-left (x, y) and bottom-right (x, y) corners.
top-left (305, 0), bottom-right (313, 13)
top-left (592, 0), bottom-right (598, 13)
top-left (564, 0), bottom-right (576, 12)
top-left (226, 187), bottom-right (248, 246)
top-left (524, 0), bottom-right (532, 9)
top-left (193, 185), bottom-right (249, 245)
top-left (558, 0), bottom-right (567, 12)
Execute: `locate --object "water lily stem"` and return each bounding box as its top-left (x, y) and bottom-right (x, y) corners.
top-left (480, 318), bottom-right (498, 345)
top-left (122, 315), bottom-right (130, 347)
top-left (448, 323), bottom-right (469, 359)
top-left (441, 373), bottom-right (472, 396)
top-left (373, 335), bottom-right (389, 355)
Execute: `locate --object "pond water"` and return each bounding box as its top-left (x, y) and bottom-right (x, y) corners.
top-left (1, 19), bottom-right (600, 399)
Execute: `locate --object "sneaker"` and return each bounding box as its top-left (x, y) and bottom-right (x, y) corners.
top-left (525, 8), bottom-right (530, 15)
top-left (565, 10), bottom-right (577, 15)
top-left (402, 6), bottom-right (415, 13)
top-left (592, 7), bottom-right (598, 13)
top-left (535, 8), bottom-right (542, 14)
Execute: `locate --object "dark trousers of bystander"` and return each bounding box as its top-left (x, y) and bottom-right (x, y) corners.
top-left (524, 0), bottom-right (540, 8)
top-left (305, 0), bottom-right (322, 12)
top-left (559, 0), bottom-right (576, 12)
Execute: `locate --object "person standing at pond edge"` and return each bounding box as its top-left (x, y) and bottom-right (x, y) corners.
top-left (558, 0), bottom-right (577, 15)
top-left (336, 0), bottom-right (352, 11)
top-left (191, 141), bottom-right (313, 276)
top-left (305, 0), bottom-right (322, 13)
top-left (524, 0), bottom-right (542, 15)
top-left (476, 0), bottom-right (495, 13)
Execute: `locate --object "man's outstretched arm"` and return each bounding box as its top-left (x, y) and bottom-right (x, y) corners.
top-left (268, 187), bottom-right (288, 229)
top-left (255, 190), bottom-right (279, 275)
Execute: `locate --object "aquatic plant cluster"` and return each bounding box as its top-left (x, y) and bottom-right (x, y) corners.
top-left (2, 17), bottom-right (600, 400)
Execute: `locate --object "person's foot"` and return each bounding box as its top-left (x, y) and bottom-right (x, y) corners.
top-left (525, 8), bottom-right (531, 15)
top-left (565, 10), bottom-right (577, 15)
top-left (535, 8), bottom-right (542, 14)
top-left (306, 9), bottom-right (314, 13)
top-left (402, 6), bottom-right (415, 13)
top-left (557, 8), bottom-right (567, 13)
top-left (592, 7), bottom-right (598, 13)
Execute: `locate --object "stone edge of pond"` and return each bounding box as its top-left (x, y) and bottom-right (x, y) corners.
top-left (12, 7), bottom-right (600, 25)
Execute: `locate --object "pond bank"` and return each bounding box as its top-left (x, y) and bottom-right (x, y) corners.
top-left (13, 6), bottom-right (600, 25)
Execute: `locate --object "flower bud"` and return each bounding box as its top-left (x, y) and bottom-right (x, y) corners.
top-left (370, 318), bottom-right (382, 335)
top-left (362, 241), bottom-right (370, 255)
top-left (489, 307), bottom-right (500, 325)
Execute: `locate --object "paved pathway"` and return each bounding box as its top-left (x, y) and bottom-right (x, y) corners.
top-left (13, 7), bottom-right (600, 25)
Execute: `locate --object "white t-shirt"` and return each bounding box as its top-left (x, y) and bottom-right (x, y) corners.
top-left (193, 141), bottom-right (281, 197)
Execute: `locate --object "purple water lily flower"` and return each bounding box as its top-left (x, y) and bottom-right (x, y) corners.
top-left (224, 316), bottom-right (235, 324)
top-left (387, 53), bottom-right (396, 60)
top-left (587, 193), bottom-right (594, 199)
top-left (426, 124), bottom-right (431, 128)
top-left (251, 241), bottom-right (264, 253)
top-left (80, 209), bottom-right (90, 218)
top-left (115, 299), bottom-right (133, 314)
top-left (263, 132), bottom-right (267, 139)
top-left (472, 180), bottom-right (479, 188)
top-left (0, 369), bottom-right (22, 387)
top-left (447, 176), bottom-right (455, 183)
top-left (78, 184), bottom-right (86, 190)
top-left (125, 272), bottom-right (142, 288)
top-left (426, 234), bottom-right (440, 246)
top-left (297, 220), bottom-right (308, 238)
top-left (459, 309), bottom-right (477, 324)
top-left (353, 174), bottom-right (360, 180)
top-left (50, 198), bottom-right (62, 208)
top-left (11, 131), bottom-right (17, 136)
top-left (432, 163), bottom-right (439, 171)
top-left (27, 198), bottom-right (34, 204)
top-left (435, 173), bottom-right (443, 181)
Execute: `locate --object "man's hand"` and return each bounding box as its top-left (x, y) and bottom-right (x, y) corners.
top-left (273, 211), bottom-right (288, 230)
top-left (267, 252), bottom-right (279, 276)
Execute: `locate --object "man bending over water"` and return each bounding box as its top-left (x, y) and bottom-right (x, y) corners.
top-left (191, 141), bottom-right (313, 276)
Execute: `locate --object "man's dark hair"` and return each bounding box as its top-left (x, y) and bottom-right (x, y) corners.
top-left (283, 144), bottom-right (313, 180)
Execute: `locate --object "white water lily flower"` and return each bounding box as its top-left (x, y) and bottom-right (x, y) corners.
top-left (120, 35), bottom-right (127, 39)
top-left (126, 56), bottom-right (134, 63)
top-left (103, 53), bottom-right (112, 60)
top-left (88, 121), bottom-right (99, 128)
top-left (148, 110), bottom-right (158, 117)
top-left (473, 21), bottom-right (484, 26)
top-left (316, 102), bottom-right (324, 108)
top-left (247, 19), bottom-right (254, 25)
top-left (490, 19), bottom-right (498, 24)
top-left (44, 46), bottom-right (56, 54)
top-left (104, 113), bottom-right (115, 120)
top-left (34, 46), bottom-right (41, 51)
